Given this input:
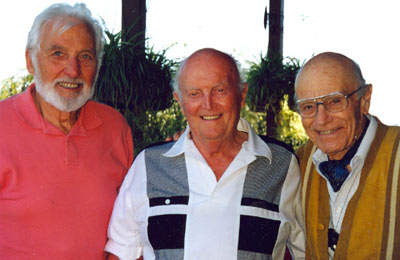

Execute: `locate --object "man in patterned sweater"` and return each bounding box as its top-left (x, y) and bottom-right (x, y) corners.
top-left (105, 48), bottom-right (305, 260)
top-left (296, 52), bottom-right (400, 259)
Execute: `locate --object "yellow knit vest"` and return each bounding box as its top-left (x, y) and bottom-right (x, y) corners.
top-left (298, 119), bottom-right (400, 260)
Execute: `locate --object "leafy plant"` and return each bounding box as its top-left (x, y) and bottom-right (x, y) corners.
top-left (241, 99), bottom-right (308, 151)
top-left (94, 30), bottom-right (176, 113)
top-left (93, 27), bottom-right (178, 154)
top-left (276, 95), bottom-right (308, 150)
top-left (0, 71), bottom-right (33, 100)
top-left (246, 53), bottom-right (302, 138)
top-left (141, 100), bottom-right (187, 145)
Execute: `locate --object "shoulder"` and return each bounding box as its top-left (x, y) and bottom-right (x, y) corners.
top-left (296, 140), bottom-right (316, 178)
top-left (258, 135), bottom-right (295, 154)
top-left (373, 117), bottom-right (400, 146)
top-left (296, 140), bottom-right (314, 161)
top-left (0, 92), bottom-right (20, 109)
top-left (0, 93), bottom-right (23, 120)
top-left (86, 100), bottom-right (130, 130)
top-left (386, 124), bottom-right (400, 134)
top-left (87, 100), bottom-right (126, 120)
top-left (143, 141), bottom-right (175, 155)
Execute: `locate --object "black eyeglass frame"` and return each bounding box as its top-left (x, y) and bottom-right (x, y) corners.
top-left (295, 86), bottom-right (364, 118)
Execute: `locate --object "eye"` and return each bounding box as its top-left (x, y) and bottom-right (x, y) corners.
top-left (81, 53), bottom-right (94, 60)
top-left (212, 86), bottom-right (226, 95)
top-left (188, 90), bottom-right (200, 97)
top-left (52, 51), bottom-right (63, 57)
top-left (300, 102), bottom-right (315, 111)
top-left (326, 96), bottom-right (345, 106)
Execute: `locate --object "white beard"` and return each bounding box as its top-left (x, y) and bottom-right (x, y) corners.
top-left (34, 72), bottom-right (94, 112)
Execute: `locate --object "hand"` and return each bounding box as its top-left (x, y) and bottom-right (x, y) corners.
top-left (165, 129), bottom-right (185, 141)
top-left (106, 253), bottom-right (119, 260)
top-left (106, 253), bottom-right (143, 260)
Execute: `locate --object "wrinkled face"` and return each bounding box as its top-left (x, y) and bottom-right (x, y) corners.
top-left (174, 53), bottom-right (247, 143)
top-left (26, 21), bottom-right (97, 112)
top-left (295, 61), bottom-right (371, 160)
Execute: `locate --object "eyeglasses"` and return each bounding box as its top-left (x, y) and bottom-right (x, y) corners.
top-left (296, 86), bottom-right (363, 118)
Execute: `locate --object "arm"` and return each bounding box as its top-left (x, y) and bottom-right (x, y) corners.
top-left (165, 129), bottom-right (185, 141)
top-left (105, 152), bottom-right (147, 259)
top-left (274, 155), bottom-right (306, 260)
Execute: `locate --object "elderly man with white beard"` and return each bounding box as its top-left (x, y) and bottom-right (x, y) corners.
top-left (0, 3), bottom-right (134, 259)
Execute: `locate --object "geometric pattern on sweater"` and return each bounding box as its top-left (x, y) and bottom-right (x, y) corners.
top-left (145, 138), bottom-right (293, 260)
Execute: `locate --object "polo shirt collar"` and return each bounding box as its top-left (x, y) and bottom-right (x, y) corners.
top-left (163, 117), bottom-right (272, 162)
top-left (14, 84), bottom-right (45, 130)
top-left (15, 84), bottom-right (102, 136)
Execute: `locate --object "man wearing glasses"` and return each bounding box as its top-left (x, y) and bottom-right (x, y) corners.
top-left (295, 52), bottom-right (400, 259)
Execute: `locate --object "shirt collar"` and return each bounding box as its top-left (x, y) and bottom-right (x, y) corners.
top-left (15, 83), bottom-right (102, 136)
top-left (14, 84), bottom-right (45, 130)
top-left (163, 117), bottom-right (272, 162)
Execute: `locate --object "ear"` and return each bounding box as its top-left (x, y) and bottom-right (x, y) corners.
top-left (173, 92), bottom-right (183, 110)
top-left (360, 84), bottom-right (373, 115)
top-left (240, 83), bottom-right (248, 108)
top-left (25, 50), bottom-right (35, 75)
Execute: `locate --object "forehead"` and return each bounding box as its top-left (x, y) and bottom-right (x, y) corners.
top-left (40, 18), bottom-right (94, 48)
top-left (296, 59), bottom-right (359, 100)
top-left (179, 52), bottom-right (238, 89)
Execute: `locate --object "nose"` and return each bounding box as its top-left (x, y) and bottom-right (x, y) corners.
top-left (203, 93), bottom-right (214, 110)
top-left (314, 103), bottom-right (332, 125)
top-left (64, 57), bottom-right (80, 78)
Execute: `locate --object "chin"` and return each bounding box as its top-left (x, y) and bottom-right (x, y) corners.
top-left (321, 145), bottom-right (346, 156)
top-left (36, 81), bottom-right (94, 112)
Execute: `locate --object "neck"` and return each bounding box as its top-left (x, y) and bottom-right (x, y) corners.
top-left (33, 89), bottom-right (79, 134)
top-left (192, 130), bottom-right (248, 181)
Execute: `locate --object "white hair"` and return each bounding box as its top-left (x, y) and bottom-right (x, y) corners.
top-left (26, 3), bottom-right (104, 75)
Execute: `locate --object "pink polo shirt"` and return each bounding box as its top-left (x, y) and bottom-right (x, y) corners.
top-left (0, 84), bottom-right (134, 259)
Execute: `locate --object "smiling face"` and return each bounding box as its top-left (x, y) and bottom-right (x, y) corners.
top-left (295, 53), bottom-right (372, 160)
top-left (26, 18), bottom-right (97, 112)
top-left (174, 49), bottom-right (247, 143)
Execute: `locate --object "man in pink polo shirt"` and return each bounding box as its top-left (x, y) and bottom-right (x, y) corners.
top-left (0, 3), bottom-right (134, 259)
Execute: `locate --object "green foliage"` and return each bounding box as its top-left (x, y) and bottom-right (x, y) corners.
top-left (93, 27), bottom-right (178, 154)
top-left (94, 29), bottom-right (176, 113)
top-left (276, 95), bottom-right (308, 150)
top-left (241, 98), bottom-right (308, 151)
top-left (240, 104), bottom-right (267, 136)
top-left (0, 71), bottom-right (33, 100)
top-left (139, 100), bottom-right (187, 148)
top-left (245, 53), bottom-right (306, 148)
top-left (246, 53), bottom-right (301, 112)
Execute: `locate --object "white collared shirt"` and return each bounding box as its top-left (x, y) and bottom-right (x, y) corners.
top-left (106, 118), bottom-right (305, 260)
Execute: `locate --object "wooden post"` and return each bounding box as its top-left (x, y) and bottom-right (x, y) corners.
top-left (266, 0), bottom-right (284, 60)
top-left (265, 0), bottom-right (284, 137)
top-left (122, 0), bottom-right (146, 53)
